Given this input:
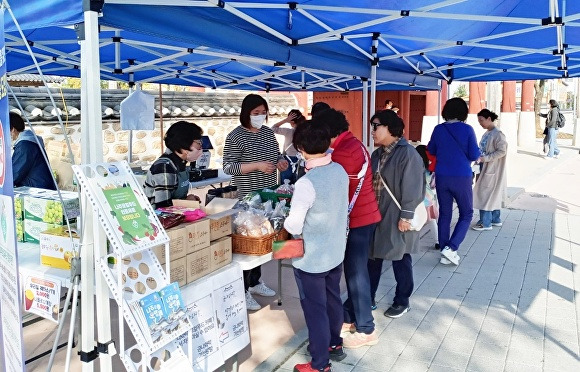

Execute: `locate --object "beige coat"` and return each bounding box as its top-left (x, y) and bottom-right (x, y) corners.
top-left (473, 128), bottom-right (507, 211)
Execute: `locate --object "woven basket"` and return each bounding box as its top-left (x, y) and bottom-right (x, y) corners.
top-left (274, 228), bottom-right (289, 241)
top-left (232, 231), bottom-right (277, 255)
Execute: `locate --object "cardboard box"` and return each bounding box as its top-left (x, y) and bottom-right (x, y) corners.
top-left (183, 219), bottom-right (210, 254)
top-left (161, 257), bottom-right (187, 287)
top-left (40, 227), bottom-right (80, 269)
top-left (202, 198), bottom-right (237, 241)
top-left (24, 220), bottom-right (60, 244)
top-left (151, 225), bottom-right (187, 265)
top-left (23, 190), bottom-right (80, 224)
top-left (186, 246), bottom-right (211, 283)
top-left (208, 213), bottom-right (233, 241)
top-left (210, 236), bottom-right (232, 272)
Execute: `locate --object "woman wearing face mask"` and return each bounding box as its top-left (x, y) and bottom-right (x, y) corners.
top-left (223, 93), bottom-right (289, 311)
top-left (144, 121), bottom-right (203, 209)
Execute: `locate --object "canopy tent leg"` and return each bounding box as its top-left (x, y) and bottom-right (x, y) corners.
top-left (369, 34), bottom-right (379, 149)
top-left (362, 78), bottom-right (369, 149)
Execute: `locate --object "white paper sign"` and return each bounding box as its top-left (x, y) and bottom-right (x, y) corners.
top-left (0, 194), bottom-right (25, 372)
top-left (179, 263), bottom-right (248, 371)
top-left (22, 272), bottom-right (62, 323)
top-left (211, 265), bottom-right (249, 360)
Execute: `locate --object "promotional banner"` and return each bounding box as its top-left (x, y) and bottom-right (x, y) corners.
top-left (0, 7), bottom-right (27, 371)
top-left (22, 271), bottom-right (62, 323)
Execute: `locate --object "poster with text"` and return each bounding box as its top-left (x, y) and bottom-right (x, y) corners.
top-left (211, 265), bottom-right (249, 361)
top-left (71, 162), bottom-right (168, 256)
top-left (22, 272), bottom-right (62, 323)
top-left (180, 276), bottom-right (224, 371)
top-left (0, 8), bottom-right (26, 371)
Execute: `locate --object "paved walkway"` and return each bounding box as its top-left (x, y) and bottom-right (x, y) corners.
top-left (257, 142), bottom-right (580, 372)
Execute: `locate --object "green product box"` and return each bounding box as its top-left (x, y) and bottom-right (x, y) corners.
top-left (23, 190), bottom-right (80, 224)
top-left (24, 220), bottom-right (60, 244)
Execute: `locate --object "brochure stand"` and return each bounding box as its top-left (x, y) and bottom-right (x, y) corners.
top-left (72, 161), bottom-right (192, 371)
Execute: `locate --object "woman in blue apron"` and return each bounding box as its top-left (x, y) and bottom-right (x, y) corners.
top-left (144, 121), bottom-right (203, 209)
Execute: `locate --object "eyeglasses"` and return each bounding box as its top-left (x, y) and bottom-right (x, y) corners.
top-left (371, 121), bottom-right (384, 131)
top-left (191, 140), bottom-right (203, 150)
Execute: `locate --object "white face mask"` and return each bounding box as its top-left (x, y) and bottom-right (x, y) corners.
top-left (250, 114), bottom-right (266, 129)
top-left (186, 147), bottom-right (203, 162)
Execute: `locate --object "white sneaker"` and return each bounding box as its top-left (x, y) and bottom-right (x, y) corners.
top-left (440, 256), bottom-right (453, 265)
top-left (245, 291), bottom-right (261, 311)
top-left (554, 154), bottom-right (560, 159)
top-left (441, 246), bottom-right (460, 266)
top-left (249, 282), bottom-right (276, 297)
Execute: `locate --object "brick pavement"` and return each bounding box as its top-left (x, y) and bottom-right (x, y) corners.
top-left (263, 143), bottom-right (580, 372)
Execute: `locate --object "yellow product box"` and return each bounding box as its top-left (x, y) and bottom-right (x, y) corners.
top-left (23, 190), bottom-right (80, 224)
top-left (16, 220), bottom-right (25, 242)
top-left (40, 227), bottom-right (80, 270)
top-left (186, 246), bottom-right (211, 284)
top-left (14, 193), bottom-right (24, 220)
top-left (24, 220), bottom-right (61, 244)
top-left (151, 225), bottom-right (187, 265)
top-left (161, 257), bottom-right (187, 287)
top-left (183, 219), bottom-right (210, 254)
top-left (209, 236), bottom-right (232, 272)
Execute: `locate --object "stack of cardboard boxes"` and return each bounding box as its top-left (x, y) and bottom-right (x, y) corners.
top-left (153, 199), bottom-right (236, 287)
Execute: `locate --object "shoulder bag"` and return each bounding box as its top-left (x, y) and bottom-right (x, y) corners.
top-left (379, 174), bottom-right (427, 231)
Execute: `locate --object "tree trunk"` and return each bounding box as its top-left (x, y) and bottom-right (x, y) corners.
top-left (534, 80), bottom-right (546, 136)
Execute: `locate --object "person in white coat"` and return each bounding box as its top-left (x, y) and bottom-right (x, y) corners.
top-left (472, 109), bottom-right (508, 231)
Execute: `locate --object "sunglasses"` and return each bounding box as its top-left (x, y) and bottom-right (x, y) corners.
top-left (371, 121), bottom-right (384, 131)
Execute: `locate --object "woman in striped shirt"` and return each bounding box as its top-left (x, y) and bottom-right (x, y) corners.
top-left (223, 93), bottom-right (288, 311)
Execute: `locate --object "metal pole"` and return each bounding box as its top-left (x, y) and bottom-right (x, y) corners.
top-left (362, 78), bottom-right (369, 149)
top-left (369, 34), bottom-right (379, 149)
top-left (159, 84), bottom-right (165, 154)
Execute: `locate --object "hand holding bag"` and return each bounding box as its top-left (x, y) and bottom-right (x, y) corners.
top-left (272, 238), bottom-right (304, 259)
top-left (380, 175), bottom-right (428, 231)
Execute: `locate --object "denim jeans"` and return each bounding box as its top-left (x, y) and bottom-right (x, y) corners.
top-left (342, 224), bottom-right (375, 334)
top-left (279, 155), bottom-right (298, 184)
top-left (479, 209), bottom-right (501, 228)
top-left (547, 128), bottom-right (560, 157)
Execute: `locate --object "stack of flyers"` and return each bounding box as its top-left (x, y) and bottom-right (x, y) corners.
top-left (131, 283), bottom-right (192, 348)
top-left (159, 282), bottom-right (188, 332)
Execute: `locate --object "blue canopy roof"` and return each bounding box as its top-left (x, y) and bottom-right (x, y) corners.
top-left (4, 0), bottom-right (580, 90)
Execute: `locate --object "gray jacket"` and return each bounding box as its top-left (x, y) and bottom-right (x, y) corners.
top-left (540, 106), bottom-right (560, 129)
top-left (370, 138), bottom-right (425, 261)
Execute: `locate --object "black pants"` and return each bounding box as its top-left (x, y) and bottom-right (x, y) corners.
top-left (368, 253), bottom-right (414, 307)
top-left (243, 266), bottom-right (261, 291)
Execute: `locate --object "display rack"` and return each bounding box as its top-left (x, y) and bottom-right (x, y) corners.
top-left (72, 161), bottom-right (193, 371)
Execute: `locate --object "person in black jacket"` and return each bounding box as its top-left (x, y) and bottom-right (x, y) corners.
top-left (538, 99), bottom-right (561, 159)
top-left (10, 112), bottom-right (56, 190)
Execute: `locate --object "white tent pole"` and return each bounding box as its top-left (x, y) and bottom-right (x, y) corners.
top-left (362, 78), bottom-right (369, 149)
top-left (79, 4), bottom-right (106, 372)
top-left (369, 34), bottom-right (378, 149)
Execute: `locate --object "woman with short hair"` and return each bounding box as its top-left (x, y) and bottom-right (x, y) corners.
top-left (144, 120), bottom-right (203, 208)
top-left (427, 98), bottom-right (480, 266)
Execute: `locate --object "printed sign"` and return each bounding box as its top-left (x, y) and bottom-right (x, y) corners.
top-left (22, 273), bottom-right (62, 323)
top-left (0, 7), bottom-right (26, 371)
top-left (179, 263), bottom-right (248, 371)
top-left (102, 186), bottom-right (157, 245)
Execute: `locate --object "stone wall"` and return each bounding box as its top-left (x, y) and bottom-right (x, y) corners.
top-left (30, 115), bottom-right (288, 178)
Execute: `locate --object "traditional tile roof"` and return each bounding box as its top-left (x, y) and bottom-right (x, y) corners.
top-left (8, 87), bottom-right (299, 121)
